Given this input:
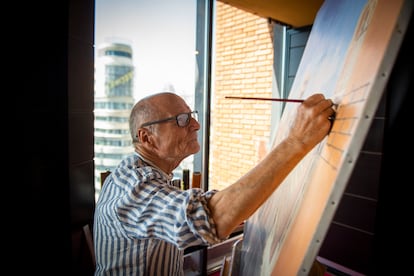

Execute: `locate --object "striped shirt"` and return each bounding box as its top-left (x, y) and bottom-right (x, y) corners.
top-left (93, 153), bottom-right (223, 275)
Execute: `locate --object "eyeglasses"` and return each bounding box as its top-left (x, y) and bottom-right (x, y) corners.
top-left (140, 111), bottom-right (198, 128)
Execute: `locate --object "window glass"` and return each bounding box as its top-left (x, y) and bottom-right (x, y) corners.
top-left (94, 0), bottom-right (200, 199)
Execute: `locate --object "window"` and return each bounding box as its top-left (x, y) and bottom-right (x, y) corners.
top-left (94, 0), bottom-right (294, 198)
top-left (94, 0), bottom-right (210, 198)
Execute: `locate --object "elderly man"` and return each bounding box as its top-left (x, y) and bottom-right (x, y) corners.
top-left (93, 92), bottom-right (335, 275)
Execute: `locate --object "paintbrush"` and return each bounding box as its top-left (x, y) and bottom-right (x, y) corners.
top-left (225, 96), bottom-right (304, 103)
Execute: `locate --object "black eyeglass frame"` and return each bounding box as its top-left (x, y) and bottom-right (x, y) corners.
top-left (140, 111), bottom-right (198, 128)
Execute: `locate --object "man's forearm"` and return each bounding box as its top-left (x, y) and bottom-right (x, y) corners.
top-left (209, 138), bottom-right (309, 239)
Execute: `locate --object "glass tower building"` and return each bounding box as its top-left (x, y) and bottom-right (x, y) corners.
top-left (94, 42), bottom-right (135, 195)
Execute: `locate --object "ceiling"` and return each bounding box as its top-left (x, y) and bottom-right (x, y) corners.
top-left (218, 0), bottom-right (324, 28)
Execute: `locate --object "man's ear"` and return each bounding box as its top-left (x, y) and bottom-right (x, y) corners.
top-left (137, 128), bottom-right (151, 144)
top-left (138, 128), bottom-right (159, 150)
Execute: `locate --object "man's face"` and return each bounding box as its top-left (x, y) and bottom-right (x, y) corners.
top-left (150, 95), bottom-right (200, 162)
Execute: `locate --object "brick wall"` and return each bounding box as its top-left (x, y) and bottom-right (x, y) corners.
top-left (209, 2), bottom-right (274, 190)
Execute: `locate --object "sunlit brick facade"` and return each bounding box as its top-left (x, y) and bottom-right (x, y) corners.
top-left (210, 2), bottom-right (274, 190)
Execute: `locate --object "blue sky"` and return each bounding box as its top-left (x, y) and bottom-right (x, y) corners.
top-left (95, 0), bottom-right (197, 100)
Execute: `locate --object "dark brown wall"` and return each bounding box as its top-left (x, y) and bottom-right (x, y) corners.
top-left (27, 0), bottom-right (95, 274)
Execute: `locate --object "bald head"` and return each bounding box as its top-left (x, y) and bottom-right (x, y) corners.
top-left (129, 92), bottom-right (184, 143)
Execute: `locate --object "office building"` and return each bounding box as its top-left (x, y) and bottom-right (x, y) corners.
top-left (94, 42), bottom-right (135, 194)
